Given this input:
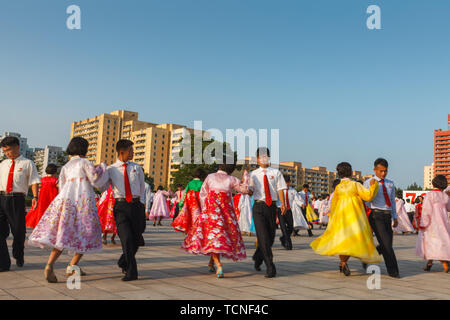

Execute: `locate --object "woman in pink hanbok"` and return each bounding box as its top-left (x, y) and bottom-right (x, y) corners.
top-left (182, 162), bottom-right (248, 278)
top-left (28, 137), bottom-right (108, 283)
top-left (393, 192), bottom-right (415, 234)
top-left (416, 175), bottom-right (450, 273)
top-left (149, 185), bottom-right (174, 226)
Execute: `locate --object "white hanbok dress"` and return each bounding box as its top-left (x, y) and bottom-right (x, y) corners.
top-left (28, 156), bottom-right (108, 253)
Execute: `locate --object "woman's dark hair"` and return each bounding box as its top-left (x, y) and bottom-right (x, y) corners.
top-left (66, 137), bottom-right (89, 156)
top-left (0, 136), bottom-right (20, 148)
top-left (396, 190), bottom-right (403, 198)
top-left (116, 139), bottom-right (134, 153)
top-left (336, 162), bottom-right (352, 178)
top-left (157, 185), bottom-right (163, 191)
top-left (374, 158), bottom-right (389, 168)
top-left (256, 147), bottom-right (270, 158)
top-left (303, 184), bottom-right (309, 189)
top-left (284, 175), bottom-right (291, 183)
top-left (432, 175), bottom-right (448, 191)
top-left (194, 168), bottom-right (207, 180)
top-left (45, 164), bottom-right (58, 175)
top-left (176, 184), bottom-right (183, 188)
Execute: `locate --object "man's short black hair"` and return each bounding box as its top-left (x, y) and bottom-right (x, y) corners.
top-left (45, 164), bottom-right (58, 175)
top-left (303, 184), bottom-right (309, 189)
top-left (374, 158), bottom-right (389, 168)
top-left (0, 136), bottom-right (20, 148)
top-left (396, 190), bottom-right (403, 198)
top-left (194, 168), bottom-right (207, 180)
top-left (336, 162), bottom-right (352, 178)
top-left (284, 175), bottom-right (291, 183)
top-left (66, 137), bottom-right (89, 156)
top-left (432, 175), bottom-right (448, 191)
top-left (256, 147), bottom-right (270, 158)
top-left (116, 139), bottom-right (134, 153)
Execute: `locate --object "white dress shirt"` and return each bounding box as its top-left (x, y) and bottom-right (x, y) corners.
top-left (278, 186), bottom-right (304, 208)
top-left (0, 155), bottom-right (40, 194)
top-left (364, 176), bottom-right (397, 219)
top-left (249, 166), bottom-right (287, 202)
top-left (103, 160), bottom-right (146, 204)
top-left (404, 202), bottom-right (416, 213)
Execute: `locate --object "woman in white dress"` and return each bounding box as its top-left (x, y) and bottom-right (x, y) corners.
top-left (28, 137), bottom-right (108, 283)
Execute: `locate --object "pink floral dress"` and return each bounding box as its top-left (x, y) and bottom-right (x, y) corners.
top-left (182, 170), bottom-right (248, 261)
top-left (28, 156), bottom-right (108, 253)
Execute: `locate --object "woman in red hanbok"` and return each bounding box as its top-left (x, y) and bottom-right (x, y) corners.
top-left (413, 196), bottom-right (424, 233)
top-left (26, 164), bottom-right (59, 229)
top-left (97, 186), bottom-right (117, 244)
top-left (182, 163), bottom-right (248, 278)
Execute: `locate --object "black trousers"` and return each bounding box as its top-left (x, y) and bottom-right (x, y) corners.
top-left (252, 202), bottom-right (277, 274)
top-left (173, 205), bottom-right (180, 221)
top-left (0, 195), bottom-right (26, 270)
top-left (300, 207), bottom-right (313, 235)
top-left (277, 208), bottom-right (293, 248)
top-left (113, 200), bottom-right (146, 278)
top-left (407, 212), bottom-right (414, 225)
top-left (368, 211), bottom-right (399, 275)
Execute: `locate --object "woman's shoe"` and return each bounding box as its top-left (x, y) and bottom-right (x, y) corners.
top-left (102, 238), bottom-right (107, 245)
top-left (424, 261), bottom-right (433, 272)
top-left (208, 263), bottom-right (216, 273)
top-left (153, 221), bottom-right (156, 226)
top-left (216, 264), bottom-right (224, 278)
top-left (340, 263), bottom-right (351, 276)
top-left (44, 264), bottom-right (57, 283)
top-left (66, 265), bottom-right (87, 276)
top-left (111, 238), bottom-right (116, 245)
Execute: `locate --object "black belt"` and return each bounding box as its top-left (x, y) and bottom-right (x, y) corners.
top-left (0, 192), bottom-right (25, 197)
top-left (255, 200), bottom-right (275, 205)
top-left (371, 209), bottom-right (392, 214)
top-left (114, 197), bottom-right (141, 203)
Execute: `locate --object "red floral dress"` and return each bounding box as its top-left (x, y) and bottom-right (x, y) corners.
top-left (173, 190), bottom-right (202, 233)
top-left (97, 187), bottom-right (117, 234)
top-left (181, 171), bottom-right (247, 261)
top-left (26, 176), bottom-right (59, 228)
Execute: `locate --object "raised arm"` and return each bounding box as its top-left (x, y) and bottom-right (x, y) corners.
top-left (199, 176), bottom-right (211, 210)
top-left (356, 179), bottom-right (379, 202)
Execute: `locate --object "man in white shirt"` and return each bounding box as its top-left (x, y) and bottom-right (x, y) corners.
top-left (298, 184), bottom-right (314, 236)
top-left (277, 175), bottom-right (301, 250)
top-left (101, 139), bottom-right (146, 281)
top-left (144, 182), bottom-right (153, 219)
top-left (248, 147), bottom-right (287, 278)
top-left (0, 137), bottom-right (40, 271)
top-left (404, 198), bottom-right (416, 224)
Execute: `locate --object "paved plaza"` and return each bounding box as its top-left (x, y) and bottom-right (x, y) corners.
top-left (0, 222), bottom-right (449, 300)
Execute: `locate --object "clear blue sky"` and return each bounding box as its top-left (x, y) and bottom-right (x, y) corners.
top-left (1, 0), bottom-right (449, 188)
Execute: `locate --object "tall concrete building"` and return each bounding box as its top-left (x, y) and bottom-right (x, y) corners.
top-left (434, 114), bottom-right (450, 185)
top-left (71, 110), bottom-right (200, 188)
top-left (33, 146), bottom-right (66, 176)
top-left (424, 163), bottom-right (434, 190)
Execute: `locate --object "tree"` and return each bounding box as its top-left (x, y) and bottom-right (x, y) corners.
top-left (144, 174), bottom-right (155, 190)
top-left (170, 134), bottom-right (241, 190)
top-left (56, 152), bottom-right (69, 167)
top-left (406, 182), bottom-right (422, 191)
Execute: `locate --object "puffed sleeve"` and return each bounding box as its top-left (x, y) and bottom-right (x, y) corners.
top-left (231, 176), bottom-right (248, 194)
top-left (356, 180), bottom-right (379, 202)
top-left (83, 160), bottom-right (108, 188)
top-left (419, 194), bottom-right (433, 229)
top-left (199, 175), bottom-right (211, 210)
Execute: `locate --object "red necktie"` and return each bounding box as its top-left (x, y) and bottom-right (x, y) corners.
top-left (263, 170), bottom-right (272, 207)
top-left (285, 189), bottom-right (290, 209)
top-left (379, 179), bottom-right (391, 208)
top-left (6, 159), bottom-right (15, 193)
top-left (123, 163), bottom-right (132, 203)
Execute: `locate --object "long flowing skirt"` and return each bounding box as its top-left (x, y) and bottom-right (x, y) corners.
top-left (182, 190), bottom-right (246, 261)
top-left (172, 190), bottom-right (201, 234)
top-left (97, 189), bottom-right (117, 234)
top-left (25, 186), bottom-right (58, 229)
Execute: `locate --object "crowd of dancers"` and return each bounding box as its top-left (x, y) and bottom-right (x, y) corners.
top-left (0, 136), bottom-right (449, 284)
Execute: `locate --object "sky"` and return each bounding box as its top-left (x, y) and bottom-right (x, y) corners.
top-left (0, 0), bottom-right (449, 188)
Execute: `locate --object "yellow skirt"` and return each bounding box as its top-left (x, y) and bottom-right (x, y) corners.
top-left (310, 197), bottom-right (381, 264)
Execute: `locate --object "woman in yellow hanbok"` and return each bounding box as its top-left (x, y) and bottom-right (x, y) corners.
top-left (310, 162), bottom-right (381, 276)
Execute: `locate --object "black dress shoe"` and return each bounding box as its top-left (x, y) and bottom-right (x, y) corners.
top-left (254, 260), bottom-right (262, 271)
top-left (0, 268), bottom-right (10, 272)
top-left (279, 236), bottom-right (286, 248)
top-left (16, 258), bottom-right (24, 267)
top-left (389, 273), bottom-right (400, 278)
top-left (121, 275), bottom-right (138, 281)
top-left (362, 262), bottom-right (368, 271)
top-left (265, 273), bottom-right (276, 278)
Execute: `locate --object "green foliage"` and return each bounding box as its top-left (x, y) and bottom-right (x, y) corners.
top-left (406, 182), bottom-right (422, 191)
top-left (144, 174), bottom-right (155, 190)
top-left (170, 134), bottom-right (241, 190)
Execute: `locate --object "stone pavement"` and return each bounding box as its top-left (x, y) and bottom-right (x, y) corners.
top-left (0, 221), bottom-right (449, 300)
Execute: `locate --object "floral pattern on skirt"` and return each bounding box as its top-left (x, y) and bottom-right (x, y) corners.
top-left (28, 197), bottom-right (103, 254)
top-left (182, 190), bottom-right (246, 261)
top-left (97, 187), bottom-right (117, 234)
top-left (172, 190), bottom-right (201, 234)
